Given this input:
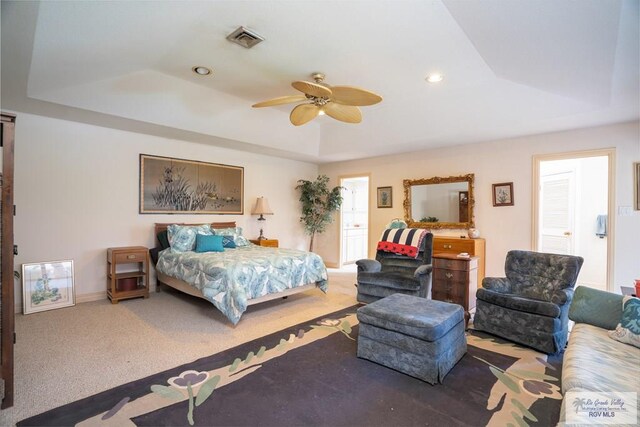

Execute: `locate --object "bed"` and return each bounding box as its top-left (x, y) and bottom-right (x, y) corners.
top-left (150, 222), bottom-right (328, 324)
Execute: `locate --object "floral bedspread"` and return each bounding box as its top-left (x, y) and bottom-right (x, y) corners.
top-left (156, 245), bottom-right (328, 324)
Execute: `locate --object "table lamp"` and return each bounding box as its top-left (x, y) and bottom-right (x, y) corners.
top-left (251, 196), bottom-right (273, 240)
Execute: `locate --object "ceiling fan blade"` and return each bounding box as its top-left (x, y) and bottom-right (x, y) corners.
top-left (290, 104), bottom-right (320, 126)
top-left (291, 80), bottom-right (332, 98)
top-left (323, 103), bottom-right (362, 123)
top-left (252, 95), bottom-right (307, 108)
top-left (330, 86), bottom-right (382, 106)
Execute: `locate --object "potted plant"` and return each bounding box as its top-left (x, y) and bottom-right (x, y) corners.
top-left (296, 175), bottom-right (343, 252)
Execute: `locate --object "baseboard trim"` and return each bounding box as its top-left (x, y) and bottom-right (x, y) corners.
top-left (16, 291), bottom-right (112, 313)
top-left (76, 291), bottom-right (107, 304)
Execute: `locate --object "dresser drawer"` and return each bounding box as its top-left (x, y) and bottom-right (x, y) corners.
top-left (433, 257), bottom-right (478, 271)
top-left (433, 269), bottom-right (469, 283)
top-left (432, 238), bottom-right (475, 254)
top-left (434, 280), bottom-right (466, 295)
top-left (432, 284), bottom-right (465, 305)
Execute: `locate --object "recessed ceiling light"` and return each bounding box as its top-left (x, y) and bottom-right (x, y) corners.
top-left (426, 73), bottom-right (444, 83)
top-left (192, 66), bottom-right (212, 76)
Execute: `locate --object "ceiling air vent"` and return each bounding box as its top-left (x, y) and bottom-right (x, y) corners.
top-left (226, 26), bottom-right (265, 49)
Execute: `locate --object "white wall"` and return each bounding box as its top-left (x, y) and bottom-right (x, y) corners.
top-left (318, 121), bottom-right (640, 292)
top-left (13, 113), bottom-right (318, 308)
top-left (575, 156), bottom-right (608, 288)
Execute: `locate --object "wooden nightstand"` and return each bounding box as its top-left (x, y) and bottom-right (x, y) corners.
top-left (107, 246), bottom-right (150, 303)
top-left (250, 239), bottom-right (279, 248)
top-left (432, 253), bottom-right (478, 328)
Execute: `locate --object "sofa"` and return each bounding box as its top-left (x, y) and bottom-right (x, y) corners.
top-left (559, 286), bottom-right (640, 424)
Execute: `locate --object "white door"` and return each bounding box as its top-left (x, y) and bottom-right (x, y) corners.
top-left (340, 176), bottom-right (369, 266)
top-left (534, 152), bottom-right (612, 291)
top-left (539, 171), bottom-right (575, 254)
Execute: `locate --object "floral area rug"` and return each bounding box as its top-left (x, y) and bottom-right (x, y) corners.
top-left (19, 306), bottom-right (563, 427)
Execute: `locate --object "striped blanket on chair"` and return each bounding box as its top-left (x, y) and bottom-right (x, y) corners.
top-left (377, 228), bottom-right (427, 259)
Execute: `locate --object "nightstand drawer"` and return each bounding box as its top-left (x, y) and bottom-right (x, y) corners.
top-left (114, 251), bottom-right (147, 264)
top-left (107, 246), bottom-right (148, 263)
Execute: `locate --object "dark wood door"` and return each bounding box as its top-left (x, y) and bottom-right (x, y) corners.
top-left (0, 112), bottom-right (15, 409)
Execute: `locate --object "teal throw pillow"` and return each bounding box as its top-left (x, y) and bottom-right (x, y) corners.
top-left (620, 296), bottom-right (640, 334)
top-left (157, 230), bottom-right (170, 250)
top-left (569, 286), bottom-right (623, 330)
top-left (220, 235), bottom-right (236, 248)
top-left (608, 296), bottom-right (640, 348)
top-left (195, 234), bottom-right (224, 253)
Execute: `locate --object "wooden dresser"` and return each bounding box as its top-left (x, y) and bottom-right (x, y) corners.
top-left (432, 236), bottom-right (486, 287)
top-left (432, 253), bottom-right (478, 327)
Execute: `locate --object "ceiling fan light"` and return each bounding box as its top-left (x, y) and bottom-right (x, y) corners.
top-left (192, 66), bottom-right (212, 76)
top-left (426, 73), bottom-right (444, 83)
top-left (318, 109), bottom-right (326, 116)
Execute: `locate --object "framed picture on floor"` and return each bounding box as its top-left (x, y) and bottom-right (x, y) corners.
top-left (492, 182), bottom-right (514, 207)
top-left (22, 260), bottom-right (75, 314)
top-left (377, 186), bottom-right (393, 208)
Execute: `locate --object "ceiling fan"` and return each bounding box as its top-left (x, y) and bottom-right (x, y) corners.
top-left (252, 73), bottom-right (382, 126)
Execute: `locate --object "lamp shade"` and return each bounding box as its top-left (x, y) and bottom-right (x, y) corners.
top-left (251, 197), bottom-right (273, 216)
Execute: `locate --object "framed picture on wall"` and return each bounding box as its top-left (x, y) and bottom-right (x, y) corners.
top-left (492, 182), bottom-right (514, 207)
top-left (377, 186), bottom-right (393, 208)
top-left (22, 260), bottom-right (75, 314)
top-left (139, 154), bottom-right (244, 214)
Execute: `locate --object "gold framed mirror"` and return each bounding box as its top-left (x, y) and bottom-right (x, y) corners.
top-left (403, 174), bottom-right (475, 229)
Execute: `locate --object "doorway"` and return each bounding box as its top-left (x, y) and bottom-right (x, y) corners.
top-left (340, 176), bottom-right (369, 267)
top-left (533, 149), bottom-right (614, 291)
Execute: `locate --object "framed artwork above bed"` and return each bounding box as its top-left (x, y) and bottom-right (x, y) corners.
top-left (139, 154), bottom-right (244, 214)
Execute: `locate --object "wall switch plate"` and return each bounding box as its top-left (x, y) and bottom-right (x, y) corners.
top-left (618, 206), bottom-right (633, 216)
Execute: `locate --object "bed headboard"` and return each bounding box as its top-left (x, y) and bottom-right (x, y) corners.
top-left (154, 222), bottom-right (237, 246)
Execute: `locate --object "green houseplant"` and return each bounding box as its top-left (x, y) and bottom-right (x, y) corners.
top-left (296, 175), bottom-right (343, 252)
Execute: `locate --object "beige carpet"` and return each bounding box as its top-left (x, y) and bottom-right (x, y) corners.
top-left (0, 268), bottom-right (357, 426)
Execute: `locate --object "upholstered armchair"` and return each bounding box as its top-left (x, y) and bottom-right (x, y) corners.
top-left (473, 250), bottom-right (584, 354)
top-left (356, 232), bottom-right (433, 304)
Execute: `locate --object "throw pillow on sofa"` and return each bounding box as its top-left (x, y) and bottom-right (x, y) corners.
top-left (608, 296), bottom-right (640, 348)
